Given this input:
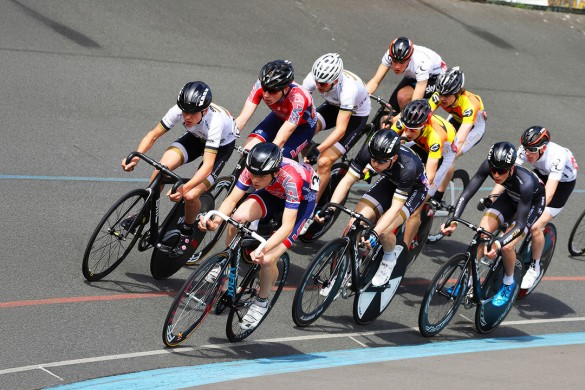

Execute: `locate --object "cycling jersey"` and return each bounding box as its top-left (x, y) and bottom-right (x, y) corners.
top-left (350, 144), bottom-right (428, 202)
top-left (428, 90), bottom-right (485, 128)
top-left (516, 142), bottom-right (578, 183)
top-left (302, 70), bottom-right (371, 117)
top-left (454, 161), bottom-right (546, 247)
top-left (391, 115), bottom-right (456, 160)
top-left (381, 45), bottom-right (446, 82)
top-left (160, 103), bottom-right (239, 153)
top-left (236, 158), bottom-right (318, 210)
top-left (247, 81), bottom-right (317, 127)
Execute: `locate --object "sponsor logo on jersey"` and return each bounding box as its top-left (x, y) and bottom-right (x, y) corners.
top-left (431, 93), bottom-right (440, 104)
top-left (430, 143), bottom-right (440, 153)
top-left (463, 109), bottom-right (473, 117)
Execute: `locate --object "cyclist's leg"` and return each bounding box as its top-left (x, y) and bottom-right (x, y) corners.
top-left (244, 112), bottom-right (282, 150)
top-left (152, 132), bottom-right (199, 185)
top-left (389, 77), bottom-right (416, 115)
top-left (281, 122), bottom-right (314, 160)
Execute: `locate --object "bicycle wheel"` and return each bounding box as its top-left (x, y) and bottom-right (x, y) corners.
top-left (519, 223), bottom-right (557, 299)
top-left (406, 202), bottom-right (433, 268)
top-left (568, 209), bottom-right (585, 256)
top-left (418, 253), bottom-right (469, 337)
top-left (185, 176), bottom-right (234, 266)
top-left (82, 189), bottom-right (149, 281)
top-left (292, 238), bottom-right (350, 327)
top-left (162, 254), bottom-right (227, 347)
top-left (299, 163), bottom-right (349, 243)
top-left (427, 169), bottom-right (469, 244)
top-left (475, 258), bottom-right (522, 334)
top-left (226, 252), bottom-right (290, 342)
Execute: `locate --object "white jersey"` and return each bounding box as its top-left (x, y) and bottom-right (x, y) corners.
top-left (381, 45), bottom-right (446, 82)
top-left (160, 103), bottom-right (239, 151)
top-left (516, 142), bottom-right (578, 182)
top-left (302, 70), bottom-right (371, 117)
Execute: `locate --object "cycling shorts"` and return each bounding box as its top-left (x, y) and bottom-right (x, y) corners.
top-left (389, 74), bottom-right (439, 114)
top-left (360, 176), bottom-right (428, 219)
top-left (315, 103), bottom-right (369, 155)
top-left (449, 111), bottom-right (486, 155)
top-left (248, 189), bottom-right (316, 248)
top-left (168, 134), bottom-right (235, 187)
top-left (486, 191), bottom-right (545, 233)
top-left (248, 112), bottom-right (315, 159)
top-left (534, 172), bottom-right (576, 217)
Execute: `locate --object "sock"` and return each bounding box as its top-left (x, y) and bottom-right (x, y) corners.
top-left (433, 191), bottom-right (445, 202)
top-left (531, 259), bottom-right (541, 272)
top-left (503, 274), bottom-right (515, 285)
top-left (255, 296), bottom-right (269, 308)
top-left (382, 250), bottom-right (398, 265)
top-left (180, 223), bottom-right (195, 236)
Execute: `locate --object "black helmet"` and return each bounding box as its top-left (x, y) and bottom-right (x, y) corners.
top-left (389, 37), bottom-right (414, 62)
top-left (177, 81), bottom-right (212, 113)
top-left (246, 143), bottom-right (283, 175)
top-left (520, 126), bottom-right (550, 149)
top-left (401, 99), bottom-right (432, 128)
top-left (436, 67), bottom-right (465, 96)
top-left (259, 60), bottom-right (294, 91)
top-left (368, 130), bottom-right (401, 160)
top-left (487, 142), bottom-right (517, 170)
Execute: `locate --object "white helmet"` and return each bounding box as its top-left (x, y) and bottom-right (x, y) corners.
top-left (312, 53), bottom-right (344, 84)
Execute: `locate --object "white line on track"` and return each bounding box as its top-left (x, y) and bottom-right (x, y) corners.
top-left (2, 316), bottom-right (585, 377)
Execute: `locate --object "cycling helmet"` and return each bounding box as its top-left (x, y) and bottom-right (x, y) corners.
top-left (487, 141), bottom-right (517, 170)
top-left (246, 143), bottom-right (283, 175)
top-left (389, 37), bottom-right (414, 62)
top-left (259, 60), bottom-right (294, 91)
top-left (368, 130), bottom-right (401, 160)
top-left (312, 53), bottom-right (344, 84)
top-left (436, 67), bottom-right (465, 96)
top-left (177, 81), bottom-right (212, 113)
top-left (520, 126), bottom-right (550, 148)
top-left (401, 99), bottom-right (432, 128)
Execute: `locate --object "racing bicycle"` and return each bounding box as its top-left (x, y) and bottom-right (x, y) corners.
top-left (568, 208), bottom-right (585, 256)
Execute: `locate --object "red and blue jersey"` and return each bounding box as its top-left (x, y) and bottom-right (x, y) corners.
top-left (247, 81), bottom-right (317, 127)
top-left (236, 158), bottom-right (318, 209)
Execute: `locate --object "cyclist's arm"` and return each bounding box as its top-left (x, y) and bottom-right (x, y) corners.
top-left (317, 110), bottom-right (351, 153)
top-left (366, 64), bottom-right (390, 94)
top-left (180, 150), bottom-right (216, 193)
top-left (272, 120), bottom-right (298, 149)
top-left (122, 123), bottom-right (166, 170)
top-left (262, 206), bottom-right (297, 254)
top-left (544, 178), bottom-right (560, 206)
top-left (453, 161), bottom-right (489, 219)
top-left (454, 123), bottom-right (473, 158)
top-left (374, 197), bottom-right (406, 236)
top-left (490, 183), bottom-right (506, 198)
top-left (425, 157), bottom-right (440, 185)
top-left (218, 186), bottom-right (247, 218)
top-left (236, 100), bottom-right (258, 132)
top-left (330, 170), bottom-right (359, 205)
top-left (412, 79), bottom-right (429, 101)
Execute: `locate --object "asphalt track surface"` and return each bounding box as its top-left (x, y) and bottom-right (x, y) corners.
top-left (1, 0), bottom-right (585, 389)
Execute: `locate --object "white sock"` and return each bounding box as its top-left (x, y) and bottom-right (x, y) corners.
top-left (503, 274), bottom-right (515, 285)
top-left (382, 251), bottom-right (397, 265)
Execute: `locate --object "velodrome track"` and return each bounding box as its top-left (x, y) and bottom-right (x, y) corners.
top-left (1, 1), bottom-right (585, 388)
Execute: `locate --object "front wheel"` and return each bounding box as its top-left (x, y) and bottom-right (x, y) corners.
top-left (427, 169), bottom-right (469, 244)
top-left (418, 253), bottom-right (469, 337)
top-left (292, 238), bottom-right (350, 327)
top-left (226, 252), bottom-right (290, 341)
top-left (568, 210), bottom-right (585, 256)
top-left (82, 189), bottom-right (149, 281)
top-left (162, 254), bottom-right (227, 347)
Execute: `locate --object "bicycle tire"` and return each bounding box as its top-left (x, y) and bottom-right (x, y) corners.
top-left (82, 188), bottom-right (149, 281)
top-left (292, 238), bottom-right (350, 327)
top-left (406, 202), bottom-right (433, 268)
top-left (226, 252), bottom-right (290, 341)
top-left (568, 209), bottom-right (585, 256)
top-left (162, 254), bottom-right (227, 347)
top-left (418, 253), bottom-right (469, 337)
top-left (518, 223), bottom-right (557, 299)
top-left (427, 169), bottom-right (469, 244)
top-left (185, 176), bottom-right (235, 266)
top-left (299, 163), bottom-right (350, 243)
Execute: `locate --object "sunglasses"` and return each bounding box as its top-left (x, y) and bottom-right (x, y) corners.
top-left (489, 167), bottom-right (509, 175)
top-left (404, 125), bottom-right (424, 131)
top-left (371, 158), bottom-right (391, 164)
top-left (264, 88), bottom-right (281, 94)
top-left (525, 145), bottom-right (544, 153)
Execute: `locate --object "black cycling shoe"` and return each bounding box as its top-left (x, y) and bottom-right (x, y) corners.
top-left (120, 213), bottom-right (147, 234)
top-left (168, 233), bottom-right (194, 259)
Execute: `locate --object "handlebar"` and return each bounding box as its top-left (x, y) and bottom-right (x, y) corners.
top-left (203, 210), bottom-right (268, 256)
top-left (125, 151), bottom-right (183, 193)
top-left (445, 217), bottom-right (495, 241)
top-left (320, 202), bottom-right (375, 229)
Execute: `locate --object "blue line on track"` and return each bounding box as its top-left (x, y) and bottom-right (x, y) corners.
top-left (49, 332), bottom-right (585, 390)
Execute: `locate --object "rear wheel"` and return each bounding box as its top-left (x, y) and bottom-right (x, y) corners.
top-left (518, 223), bottom-right (557, 299)
top-left (162, 254), bottom-right (226, 347)
top-left (292, 238), bottom-right (350, 327)
top-left (568, 210), bottom-right (585, 256)
top-left (427, 170), bottom-right (469, 244)
top-left (82, 189), bottom-right (148, 281)
top-left (418, 253), bottom-right (469, 337)
top-left (226, 253), bottom-right (290, 341)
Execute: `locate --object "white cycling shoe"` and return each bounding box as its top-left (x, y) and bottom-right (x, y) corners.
top-left (240, 300), bottom-right (269, 330)
top-left (521, 264), bottom-right (540, 290)
top-left (371, 258), bottom-right (397, 287)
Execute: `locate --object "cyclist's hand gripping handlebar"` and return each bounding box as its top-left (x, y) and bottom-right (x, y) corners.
top-left (203, 210), bottom-right (268, 256)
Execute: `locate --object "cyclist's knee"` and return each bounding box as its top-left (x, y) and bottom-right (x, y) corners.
top-left (500, 243), bottom-right (515, 257)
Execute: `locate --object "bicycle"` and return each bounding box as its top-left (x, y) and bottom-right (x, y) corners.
top-left (82, 152), bottom-right (218, 281)
top-left (426, 169), bottom-right (470, 244)
top-left (418, 217), bottom-right (523, 336)
top-left (162, 210), bottom-right (290, 345)
top-left (395, 201), bottom-right (435, 269)
top-left (300, 95), bottom-right (394, 242)
top-left (568, 209), bottom-right (585, 256)
top-left (151, 145), bottom-right (249, 272)
top-left (292, 202), bottom-right (408, 327)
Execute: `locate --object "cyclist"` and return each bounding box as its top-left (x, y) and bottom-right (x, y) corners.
top-left (199, 143), bottom-right (318, 329)
top-left (366, 37), bottom-right (447, 117)
top-left (516, 126), bottom-right (578, 289)
top-left (316, 130), bottom-right (428, 287)
top-left (236, 60), bottom-right (317, 159)
top-left (121, 81), bottom-right (238, 256)
top-left (428, 67), bottom-right (487, 203)
top-left (442, 142), bottom-right (546, 306)
top-left (390, 99), bottom-right (456, 249)
top-left (301, 53), bottom-right (371, 203)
